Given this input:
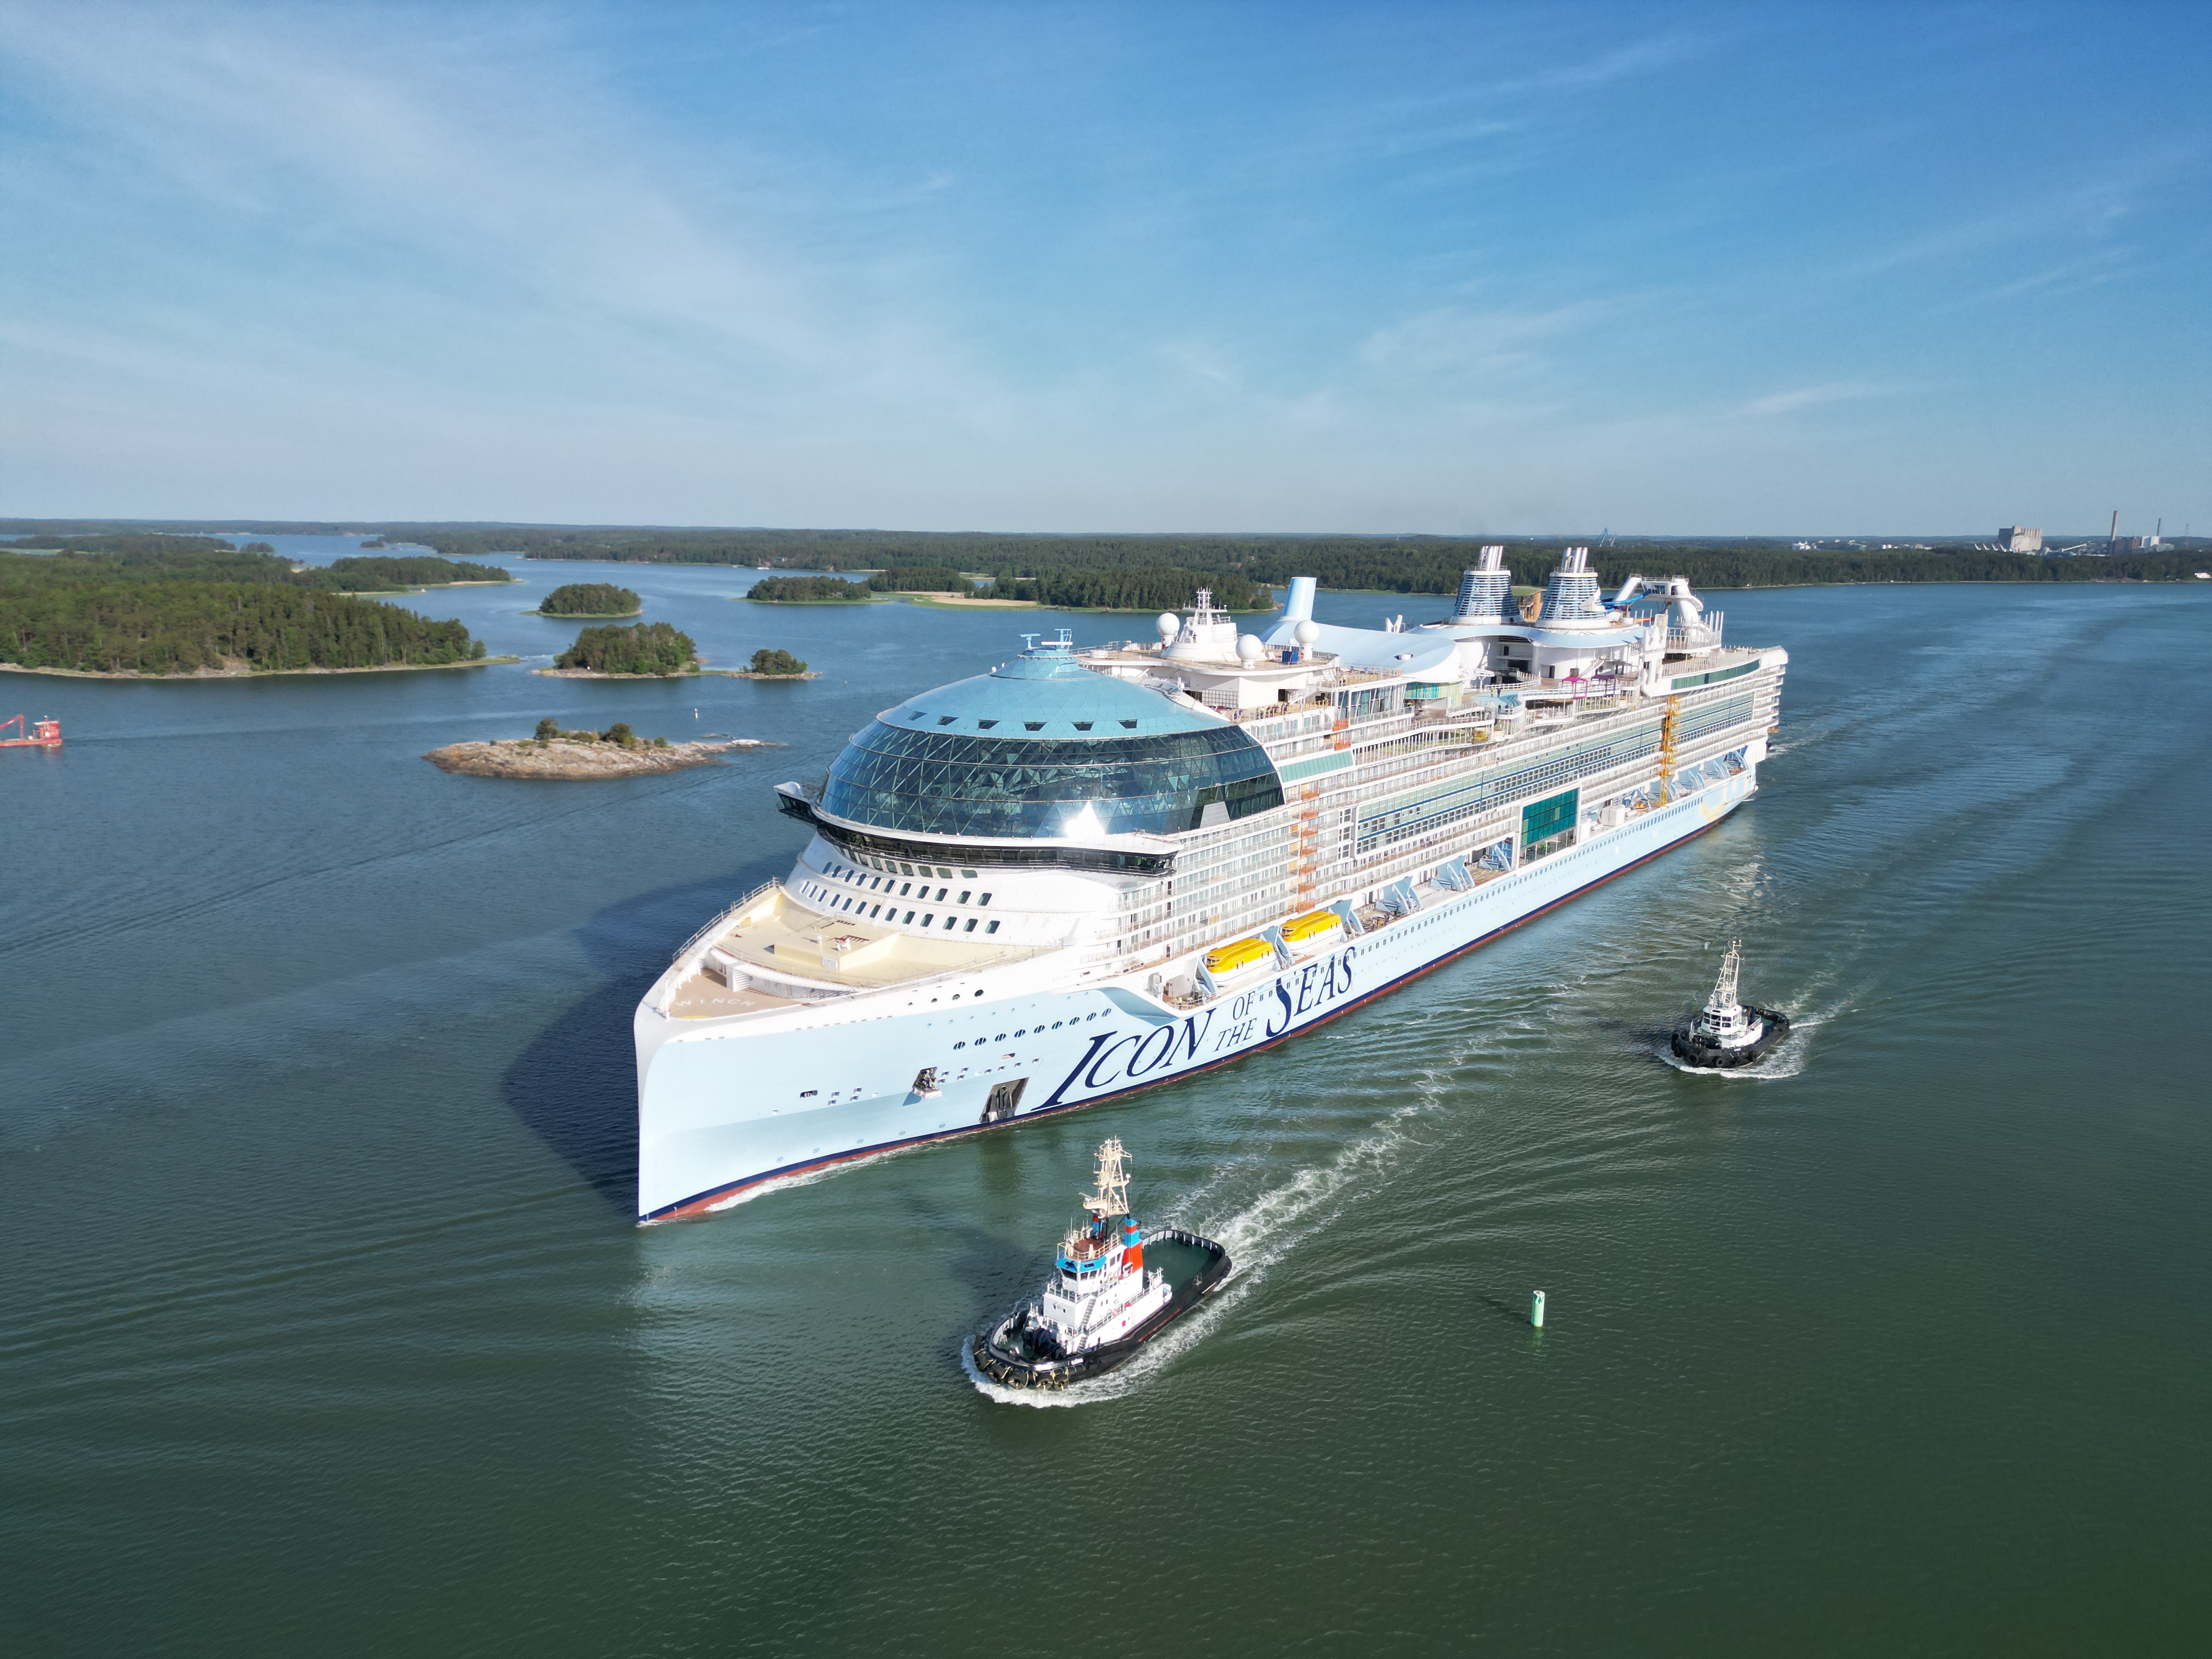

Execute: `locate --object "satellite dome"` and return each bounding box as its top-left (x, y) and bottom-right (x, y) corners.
top-left (1294, 620), bottom-right (1320, 646)
top-left (1237, 634), bottom-right (1262, 664)
top-left (1155, 612), bottom-right (1181, 641)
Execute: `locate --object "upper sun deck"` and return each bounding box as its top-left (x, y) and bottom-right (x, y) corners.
top-left (663, 884), bottom-right (1045, 1019)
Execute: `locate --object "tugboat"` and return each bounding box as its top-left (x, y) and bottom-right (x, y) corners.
top-left (1671, 943), bottom-right (1790, 1069)
top-left (972, 1138), bottom-right (1231, 1391)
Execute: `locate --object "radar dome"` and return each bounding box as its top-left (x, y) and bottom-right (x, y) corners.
top-left (1294, 620), bottom-right (1320, 646)
top-left (1155, 612), bottom-right (1181, 642)
top-left (1237, 634), bottom-right (1263, 664)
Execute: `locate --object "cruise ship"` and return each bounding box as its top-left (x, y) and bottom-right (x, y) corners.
top-left (633, 549), bottom-right (1786, 1221)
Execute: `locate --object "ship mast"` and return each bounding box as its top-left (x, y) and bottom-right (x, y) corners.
top-left (1706, 943), bottom-right (1743, 1017)
top-left (1081, 1137), bottom-right (1133, 1218)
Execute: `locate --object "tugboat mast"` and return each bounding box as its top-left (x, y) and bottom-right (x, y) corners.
top-left (1082, 1137), bottom-right (1132, 1217)
top-left (1707, 943), bottom-right (1743, 1019)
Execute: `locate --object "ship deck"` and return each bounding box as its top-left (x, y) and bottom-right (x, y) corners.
top-left (667, 888), bottom-right (1034, 1017)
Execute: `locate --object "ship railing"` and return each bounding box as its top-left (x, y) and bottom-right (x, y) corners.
top-left (670, 878), bottom-right (781, 963)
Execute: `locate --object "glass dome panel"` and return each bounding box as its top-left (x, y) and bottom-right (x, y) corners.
top-left (819, 720), bottom-right (1284, 839)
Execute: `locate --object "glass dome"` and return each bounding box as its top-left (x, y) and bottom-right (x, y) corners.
top-left (815, 635), bottom-right (1284, 839)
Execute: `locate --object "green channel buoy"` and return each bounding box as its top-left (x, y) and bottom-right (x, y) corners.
top-left (1531, 1290), bottom-right (1546, 1329)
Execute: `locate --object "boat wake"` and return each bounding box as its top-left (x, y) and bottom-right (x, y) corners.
top-left (964, 1087), bottom-right (1449, 1407)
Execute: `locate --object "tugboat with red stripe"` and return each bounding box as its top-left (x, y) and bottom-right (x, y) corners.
top-left (972, 1139), bottom-right (1231, 1391)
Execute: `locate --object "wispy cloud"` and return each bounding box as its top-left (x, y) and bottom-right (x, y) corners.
top-left (1358, 299), bottom-right (1630, 382)
top-left (1736, 382), bottom-right (1906, 419)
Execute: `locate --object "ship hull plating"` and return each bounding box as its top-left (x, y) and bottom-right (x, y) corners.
top-left (635, 772), bottom-right (1756, 1221)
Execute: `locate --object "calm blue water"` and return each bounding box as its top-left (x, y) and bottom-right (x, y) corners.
top-left (4, 551), bottom-right (2209, 1654)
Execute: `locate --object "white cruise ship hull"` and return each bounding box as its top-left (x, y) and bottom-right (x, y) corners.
top-left (635, 769), bottom-right (1756, 1221)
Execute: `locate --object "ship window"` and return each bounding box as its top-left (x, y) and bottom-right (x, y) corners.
top-left (964, 918), bottom-right (977, 932)
top-left (986, 920), bottom-right (1001, 934)
top-left (938, 716), bottom-right (956, 725)
top-left (935, 887), bottom-right (947, 900)
top-left (1025, 722), bottom-right (1044, 731)
top-left (977, 720), bottom-right (997, 729)
top-left (944, 915), bottom-right (957, 929)
top-left (899, 883), bottom-right (911, 896)
top-left (904, 910), bottom-right (916, 923)
top-left (922, 913), bottom-right (935, 927)
top-left (1073, 721), bottom-right (1092, 731)
top-left (870, 905), bottom-right (882, 918)
top-left (1121, 720), bottom-right (1138, 729)
top-left (1051, 1020), bottom-right (1062, 1028)
top-left (954, 1041), bottom-right (965, 1049)
top-left (979, 893), bottom-right (992, 906)
top-left (961, 870), bottom-right (977, 879)
top-left (936, 866), bottom-right (953, 878)
top-left (995, 1033), bottom-right (1006, 1041)
top-left (958, 890), bottom-right (971, 904)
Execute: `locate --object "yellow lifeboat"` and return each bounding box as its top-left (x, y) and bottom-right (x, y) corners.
top-left (1279, 909), bottom-right (1342, 945)
top-left (1204, 936), bottom-right (1275, 976)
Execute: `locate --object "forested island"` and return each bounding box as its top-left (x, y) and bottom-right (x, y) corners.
top-left (0, 546), bottom-right (494, 675)
top-left (743, 563), bottom-right (1268, 611)
top-left (548, 620), bottom-right (698, 676)
top-left (535, 582), bottom-right (642, 617)
top-left (743, 574), bottom-right (881, 602)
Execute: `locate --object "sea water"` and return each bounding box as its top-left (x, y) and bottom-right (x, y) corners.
top-left (4, 551), bottom-right (2208, 1654)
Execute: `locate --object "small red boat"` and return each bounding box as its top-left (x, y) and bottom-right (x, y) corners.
top-left (0, 715), bottom-right (63, 748)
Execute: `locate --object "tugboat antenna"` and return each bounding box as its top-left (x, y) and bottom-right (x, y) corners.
top-left (1082, 1137), bottom-right (1133, 1217)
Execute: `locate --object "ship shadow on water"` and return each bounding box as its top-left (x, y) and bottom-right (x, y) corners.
top-left (499, 860), bottom-right (792, 1219)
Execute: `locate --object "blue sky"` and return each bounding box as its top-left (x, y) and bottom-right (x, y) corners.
top-left (1, 2), bottom-right (2205, 534)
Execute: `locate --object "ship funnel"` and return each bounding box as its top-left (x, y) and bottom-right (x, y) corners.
top-left (1538, 546), bottom-right (1608, 627)
top-left (1283, 575), bottom-right (1317, 623)
top-left (1452, 547), bottom-right (1514, 624)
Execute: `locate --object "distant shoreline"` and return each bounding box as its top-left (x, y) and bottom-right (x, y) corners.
top-left (0, 656), bottom-right (520, 680)
top-left (524, 608), bottom-right (644, 619)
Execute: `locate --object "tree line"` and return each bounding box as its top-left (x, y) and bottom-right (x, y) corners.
top-left (399, 525), bottom-right (2210, 595)
top-left (0, 552), bottom-right (487, 674)
top-left (1, 539), bottom-right (509, 591)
